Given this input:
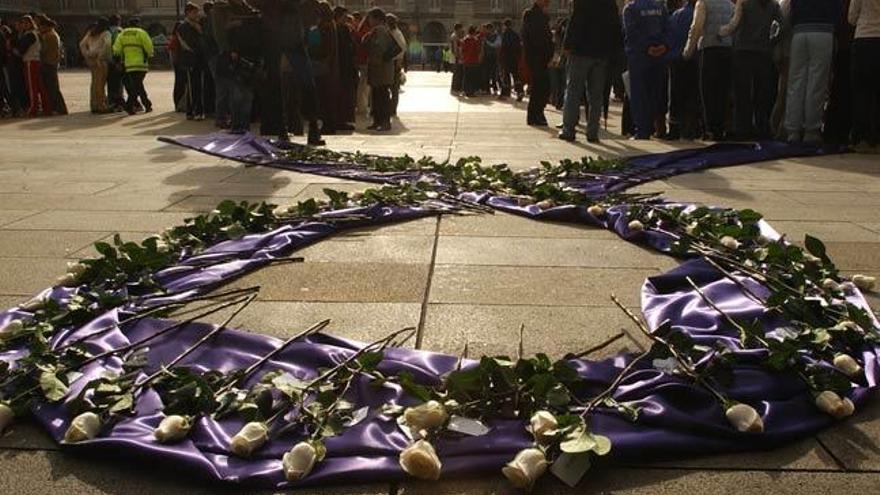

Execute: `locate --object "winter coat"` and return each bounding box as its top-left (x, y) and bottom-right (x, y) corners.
top-left (366, 24), bottom-right (395, 87)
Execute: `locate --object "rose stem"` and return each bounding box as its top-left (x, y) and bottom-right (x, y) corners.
top-left (137, 293), bottom-right (258, 387)
top-left (214, 318), bottom-right (333, 396)
top-left (60, 286), bottom-right (261, 350)
top-left (79, 291), bottom-right (258, 368)
top-left (570, 332), bottom-right (626, 359)
top-left (580, 350), bottom-right (651, 418)
top-left (610, 295), bottom-right (729, 407)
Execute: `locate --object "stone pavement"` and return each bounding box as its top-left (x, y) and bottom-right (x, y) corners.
top-left (0, 70), bottom-right (878, 494)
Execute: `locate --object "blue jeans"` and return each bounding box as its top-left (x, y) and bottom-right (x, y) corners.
top-left (230, 80), bottom-right (253, 132)
top-left (784, 31), bottom-right (833, 141)
top-left (210, 56), bottom-right (232, 124)
top-left (562, 55), bottom-right (607, 139)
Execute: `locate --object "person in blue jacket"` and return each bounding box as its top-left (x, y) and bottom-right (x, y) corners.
top-left (623, 0), bottom-right (670, 139)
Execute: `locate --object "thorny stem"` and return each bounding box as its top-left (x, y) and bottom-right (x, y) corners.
top-left (137, 293), bottom-right (259, 388)
top-left (610, 295), bottom-right (730, 407)
top-left (214, 318), bottom-right (332, 397)
top-left (580, 350), bottom-right (651, 418)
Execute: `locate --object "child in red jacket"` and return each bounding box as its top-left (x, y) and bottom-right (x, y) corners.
top-left (460, 26), bottom-right (482, 97)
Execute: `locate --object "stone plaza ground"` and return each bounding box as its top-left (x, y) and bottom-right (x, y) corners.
top-left (0, 70), bottom-right (879, 493)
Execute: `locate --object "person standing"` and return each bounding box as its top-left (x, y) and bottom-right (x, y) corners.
top-left (364, 7), bottom-right (394, 131)
top-left (499, 18), bottom-right (523, 101)
top-left (79, 18), bottom-right (112, 113)
top-left (720, 0), bottom-right (783, 140)
top-left (624, 0), bottom-right (670, 140)
top-left (113, 17), bottom-right (154, 115)
top-left (449, 23), bottom-right (464, 95)
top-left (522, 0), bottom-right (553, 126)
top-left (460, 26), bottom-right (482, 97)
top-left (106, 14), bottom-right (125, 112)
top-left (334, 6), bottom-right (357, 129)
top-left (482, 23), bottom-right (501, 95)
top-left (1, 24), bottom-right (26, 117)
top-left (36, 15), bottom-right (66, 116)
top-left (559, 0), bottom-right (623, 143)
top-left (387, 13), bottom-right (407, 116)
top-left (177, 3), bottom-right (207, 120)
top-left (684, 0), bottom-right (735, 140)
top-left (783, 0), bottom-right (841, 143)
top-left (224, 0), bottom-right (261, 134)
top-left (16, 16), bottom-right (48, 117)
top-left (667, 0), bottom-right (701, 139)
top-left (848, 0), bottom-right (880, 152)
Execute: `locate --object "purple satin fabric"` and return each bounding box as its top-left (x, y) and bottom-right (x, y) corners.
top-left (0, 137), bottom-right (874, 488)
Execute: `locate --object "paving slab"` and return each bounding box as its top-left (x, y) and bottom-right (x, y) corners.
top-left (4, 210), bottom-right (191, 233)
top-left (0, 230), bottom-right (108, 258)
top-left (296, 235), bottom-right (435, 264)
top-left (429, 265), bottom-right (655, 307)
top-left (0, 258), bottom-right (73, 295)
top-left (439, 212), bottom-right (618, 239)
top-left (421, 304), bottom-right (646, 358)
top-left (817, 393), bottom-right (880, 471)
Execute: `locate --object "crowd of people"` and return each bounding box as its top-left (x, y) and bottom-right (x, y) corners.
top-left (448, 0), bottom-right (878, 151)
top-left (0, 13), bottom-right (67, 117)
top-left (1, 0), bottom-right (878, 152)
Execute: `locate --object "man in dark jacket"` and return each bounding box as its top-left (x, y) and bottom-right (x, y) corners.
top-left (623, 0), bottom-right (669, 139)
top-left (558, 0), bottom-right (623, 142)
top-left (177, 2), bottom-right (207, 120)
top-left (499, 18), bottom-right (523, 100)
top-left (521, 0), bottom-right (553, 126)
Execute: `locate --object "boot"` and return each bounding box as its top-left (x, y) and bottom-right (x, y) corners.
top-left (307, 121), bottom-right (325, 146)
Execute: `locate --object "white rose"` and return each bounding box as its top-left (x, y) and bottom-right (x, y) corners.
top-left (815, 391), bottom-right (855, 419)
top-left (0, 319), bottom-right (24, 341)
top-left (155, 240), bottom-right (170, 253)
top-left (66, 262), bottom-right (88, 278)
top-left (720, 236), bottom-right (740, 250)
top-left (64, 412), bottom-right (101, 443)
top-left (19, 296), bottom-right (47, 312)
top-left (852, 274), bottom-right (876, 292)
top-left (502, 448), bottom-right (549, 490)
top-left (587, 205), bottom-right (605, 217)
top-left (832, 320), bottom-right (860, 332)
top-left (55, 273), bottom-right (79, 287)
top-left (756, 234), bottom-right (771, 245)
top-left (399, 440), bottom-right (442, 480)
top-left (535, 200), bottom-right (554, 210)
top-left (803, 253), bottom-right (822, 264)
top-left (529, 411), bottom-right (558, 444)
top-left (628, 220), bottom-right (645, 232)
top-left (273, 205), bottom-right (293, 217)
top-left (725, 403), bottom-right (764, 433)
top-left (403, 401), bottom-right (448, 431)
top-left (821, 278), bottom-right (840, 291)
top-left (154, 415), bottom-right (193, 444)
top-left (282, 441), bottom-right (318, 482)
top-left (832, 354), bottom-right (862, 378)
top-left (230, 422), bottom-right (269, 457)
top-left (0, 403), bottom-right (14, 433)
top-left (490, 181), bottom-right (506, 190)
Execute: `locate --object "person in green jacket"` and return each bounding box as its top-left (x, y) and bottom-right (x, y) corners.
top-left (112, 17), bottom-right (154, 114)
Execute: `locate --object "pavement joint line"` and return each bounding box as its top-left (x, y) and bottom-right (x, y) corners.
top-left (614, 465), bottom-right (869, 474)
top-left (814, 435), bottom-right (850, 472)
top-left (414, 215), bottom-right (442, 350)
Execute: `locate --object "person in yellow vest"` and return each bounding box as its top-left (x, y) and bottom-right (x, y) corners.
top-left (112, 17), bottom-right (154, 114)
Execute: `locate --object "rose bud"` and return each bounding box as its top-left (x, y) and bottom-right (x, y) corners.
top-left (273, 205), bottom-right (293, 217)
top-left (19, 296), bottom-right (47, 312)
top-left (403, 400), bottom-right (448, 430)
top-left (0, 319), bottom-right (24, 341)
top-left (535, 200), bottom-right (554, 210)
top-left (725, 403), bottom-right (764, 433)
top-left (529, 411), bottom-right (558, 444)
top-left (852, 274), bottom-right (876, 292)
top-left (815, 391), bottom-right (855, 419)
top-left (0, 403), bottom-right (14, 433)
top-left (756, 234), bottom-right (771, 245)
top-left (230, 422), bottom-right (269, 457)
top-left (399, 439), bottom-right (442, 480)
top-left (501, 448), bottom-right (549, 490)
top-left (66, 262), bottom-right (88, 278)
top-left (490, 181), bottom-right (506, 190)
top-left (628, 220), bottom-right (645, 232)
top-left (832, 354), bottom-right (862, 378)
top-left (587, 205), bottom-right (605, 217)
top-left (803, 253), bottom-right (821, 264)
top-left (55, 273), bottom-right (79, 287)
top-left (821, 278), bottom-right (840, 291)
top-left (720, 236), bottom-right (740, 250)
top-left (64, 412), bottom-right (101, 443)
top-left (282, 441), bottom-right (318, 482)
top-left (154, 415), bottom-right (193, 444)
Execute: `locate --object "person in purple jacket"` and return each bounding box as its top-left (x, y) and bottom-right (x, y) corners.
top-left (624, 0), bottom-right (670, 139)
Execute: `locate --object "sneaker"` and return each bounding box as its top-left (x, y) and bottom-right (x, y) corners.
top-left (558, 133), bottom-right (575, 142)
top-left (195, 114), bottom-right (205, 121)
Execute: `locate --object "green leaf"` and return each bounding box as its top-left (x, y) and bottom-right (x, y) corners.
top-left (804, 235), bottom-right (829, 263)
top-left (39, 370), bottom-right (69, 402)
top-left (399, 371), bottom-right (433, 402)
top-left (592, 434), bottom-right (612, 456)
top-left (356, 351), bottom-right (384, 372)
top-left (560, 429), bottom-right (597, 453)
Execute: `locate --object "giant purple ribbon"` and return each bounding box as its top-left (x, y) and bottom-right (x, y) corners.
top-left (0, 135), bottom-right (874, 488)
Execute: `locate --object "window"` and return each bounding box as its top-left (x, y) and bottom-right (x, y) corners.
top-left (428, 0), bottom-right (441, 13)
top-left (490, 0), bottom-right (503, 13)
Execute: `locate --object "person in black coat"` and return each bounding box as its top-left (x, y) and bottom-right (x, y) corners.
top-left (177, 3), bottom-right (208, 120)
top-left (521, 0), bottom-right (553, 126)
top-left (499, 18), bottom-right (523, 100)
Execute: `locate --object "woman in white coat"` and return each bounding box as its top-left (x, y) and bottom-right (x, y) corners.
top-left (79, 18), bottom-right (112, 113)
